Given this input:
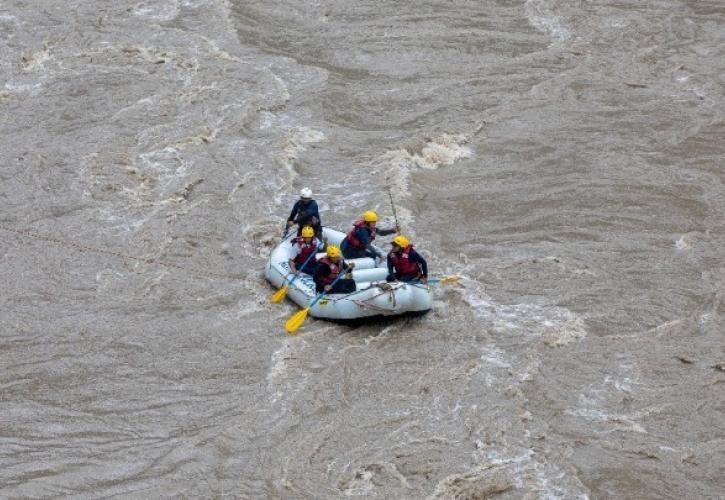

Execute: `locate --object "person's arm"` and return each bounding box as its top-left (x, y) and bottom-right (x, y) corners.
top-left (386, 254), bottom-right (395, 281)
top-left (358, 229), bottom-right (383, 259)
top-left (288, 244), bottom-right (301, 273)
top-left (287, 201), bottom-right (300, 226)
top-left (376, 225), bottom-right (399, 237)
top-left (342, 259), bottom-right (355, 273)
top-left (411, 250), bottom-right (428, 280)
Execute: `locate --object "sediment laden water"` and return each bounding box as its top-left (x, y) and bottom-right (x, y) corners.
top-left (1, 0), bottom-right (723, 498)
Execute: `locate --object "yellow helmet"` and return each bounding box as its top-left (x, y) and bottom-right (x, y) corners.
top-left (393, 235), bottom-right (409, 248)
top-left (362, 210), bottom-right (378, 223)
top-left (301, 226), bottom-right (314, 238)
top-left (326, 245), bottom-right (341, 260)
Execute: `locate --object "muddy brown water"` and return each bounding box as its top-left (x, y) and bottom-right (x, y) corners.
top-left (1, 0), bottom-right (724, 498)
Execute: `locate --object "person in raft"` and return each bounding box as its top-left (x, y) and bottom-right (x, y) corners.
top-left (286, 187), bottom-right (322, 238)
top-left (313, 245), bottom-right (356, 294)
top-left (340, 210), bottom-right (399, 260)
top-left (288, 226), bottom-right (323, 276)
top-left (386, 235), bottom-right (428, 284)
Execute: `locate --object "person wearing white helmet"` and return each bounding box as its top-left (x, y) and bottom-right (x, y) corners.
top-left (286, 187), bottom-right (321, 238)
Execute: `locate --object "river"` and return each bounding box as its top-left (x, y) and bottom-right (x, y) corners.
top-left (1, 0), bottom-right (723, 498)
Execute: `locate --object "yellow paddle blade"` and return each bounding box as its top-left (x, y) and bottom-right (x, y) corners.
top-left (270, 285), bottom-right (289, 303)
top-left (285, 307), bottom-right (310, 334)
top-left (439, 275), bottom-right (462, 284)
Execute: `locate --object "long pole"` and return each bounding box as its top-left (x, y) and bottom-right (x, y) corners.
top-left (387, 187), bottom-right (400, 233)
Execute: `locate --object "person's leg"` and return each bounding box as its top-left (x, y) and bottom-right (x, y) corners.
top-left (298, 263), bottom-right (317, 276)
top-left (341, 240), bottom-right (365, 259)
top-left (364, 248), bottom-right (380, 260)
top-left (399, 273), bottom-right (421, 282)
top-left (331, 279), bottom-right (356, 294)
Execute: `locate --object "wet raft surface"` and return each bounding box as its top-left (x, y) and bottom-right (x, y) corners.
top-left (1, 0), bottom-right (724, 498)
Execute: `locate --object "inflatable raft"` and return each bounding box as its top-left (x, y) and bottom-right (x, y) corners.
top-left (265, 227), bottom-right (432, 320)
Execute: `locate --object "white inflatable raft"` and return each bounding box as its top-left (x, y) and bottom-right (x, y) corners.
top-left (265, 227), bottom-right (432, 320)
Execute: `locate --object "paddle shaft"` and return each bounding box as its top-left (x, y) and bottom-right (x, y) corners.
top-left (386, 187), bottom-right (400, 232)
top-left (309, 266), bottom-right (349, 308)
top-left (410, 275), bottom-right (460, 285)
top-left (286, 241), bottom-right (321, 287)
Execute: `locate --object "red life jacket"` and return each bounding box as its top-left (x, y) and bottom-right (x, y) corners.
top-left (345, 220), bottom-right (376, 249)
top-left (292, 238), bottom-right (318, 266)
top-left (318, 257), bottom-right (343, 285)
top-left (388, 245), bottom-right (420, 277)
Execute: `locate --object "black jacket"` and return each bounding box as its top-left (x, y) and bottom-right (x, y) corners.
top-left (288, 199), bottom-right (320, 225)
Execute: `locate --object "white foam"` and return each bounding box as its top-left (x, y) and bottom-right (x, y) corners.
top-left (481, 348), bottom-right (512, 368)
top-left (279, 126), bottom-right (327, 179)
top-left (675, 234), bottom-right (691, 250)
top-left (430, 448), bottom-right (589, 500)
top-left (267, 340), bottom-right (297, 405)
top-left (566, 388), bottom-right (648, 434)
top-left (181, 0), bottom-right (212, 7)
top-left (342, 469), bottom-right (375, 496)
top-left (21, 48), bottom-right (51, 72)
top-left (137, 147), bottom-right (190, 185)
top-left (375, 132), bottom-right (475, 237)
top-left (382, 133), bottom-right (473, 175)
top-left (525, 0), bottom-right (571, 42)
top-left (4, 81), bottom-right (43, 93)
top-left (133, 0), bottom-right (180, 21)
top-left (462, 283), bottom-right (587, 347)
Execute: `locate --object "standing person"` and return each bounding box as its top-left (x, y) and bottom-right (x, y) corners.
top-left (386, 235), bottom-right (428, 283)
top-left (313, 245), bottom-right (356, 294)
top-left (340, 210), bottom-right (399, 260)
top-left (286, 187), bottom-right (322, 238)
top-left (288, 226), bottom-right (323, 276)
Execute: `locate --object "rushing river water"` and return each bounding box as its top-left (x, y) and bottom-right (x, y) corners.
top-left (1, 0), bottom-right (724, 498)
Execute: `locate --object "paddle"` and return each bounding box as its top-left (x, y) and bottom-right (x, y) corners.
top-left (285, 268), bottom-right (348, 334)
top-left (386, 187), bottom-right (400, 233)
top-left (271, 241), bottom-right (321, 303)
top-left (410, 275), bottom-right (462, 285)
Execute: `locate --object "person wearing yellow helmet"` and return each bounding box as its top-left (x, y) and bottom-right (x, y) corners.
top-left (286, 187), bottom-right (322, 238)
top-left (288, 226), bottom-right (323, 275)
top-left (386, 235), bottom-right (428, 284)
top-left (313, 245), bottom-right (356, 293)
top-left (340, 210), bottom-right (400, 260)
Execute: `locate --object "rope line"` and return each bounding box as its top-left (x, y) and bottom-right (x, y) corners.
top-left (0, 225), bottom-right (244, 281)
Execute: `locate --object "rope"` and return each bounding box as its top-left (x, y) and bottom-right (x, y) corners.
top-left (0, 225), bottom-right (244, 281)
top-left (324, 282), bottom-right (390, 302)
top-left (351, 285), bottom-right (398, 311)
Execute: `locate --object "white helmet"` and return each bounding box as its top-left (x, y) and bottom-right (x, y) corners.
top-left (300, 187), bottom-right (312, 199)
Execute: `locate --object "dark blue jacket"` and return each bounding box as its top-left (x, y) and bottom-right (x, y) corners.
top-left (350, 226), bottom-right (395, 251)
top-left (288, 199), bottom-right (320, 225)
